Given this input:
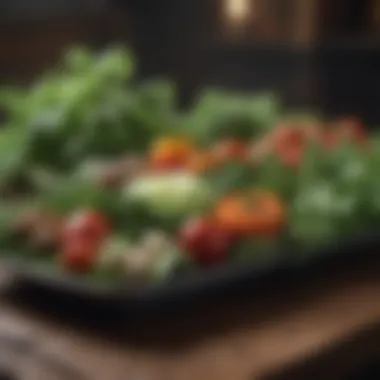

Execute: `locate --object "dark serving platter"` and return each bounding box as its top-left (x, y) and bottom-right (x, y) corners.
top-left (1, 229), bottom-right (379, 316)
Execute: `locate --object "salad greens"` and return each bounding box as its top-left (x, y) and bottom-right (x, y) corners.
top-left (0, 45), bottom-right (378, 284)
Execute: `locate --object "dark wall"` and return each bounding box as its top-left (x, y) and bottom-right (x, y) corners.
top-left (316, 47), bottom-right (380, 125)
top-left (0, 0), bottom-right (379, 123)
top-left (0, 0), bottom-right (130, 84)
top-left (125, 0), bottom-right (380, 123)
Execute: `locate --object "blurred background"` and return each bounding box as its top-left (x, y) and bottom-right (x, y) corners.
top-left (0, 0), bottom-right (379, 122)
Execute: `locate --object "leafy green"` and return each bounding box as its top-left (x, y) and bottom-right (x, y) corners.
top-left (288, 141), bottom-right (379, 247)
top-left (184, 90), bottom-right (281, 145)
top-left (1, 44), bottom-right (380, 282)
top-left (35, 178), bottom-right (125, 222)
top-left (204, 161), bottom-right (258, 198)
top-left (0, 46), bottom-right (179, 180)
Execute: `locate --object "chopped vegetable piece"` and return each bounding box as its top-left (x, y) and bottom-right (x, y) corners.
top-left (11, 210), bottom-right (63, 252)
top-left (214, 190), bottom-right (286, 238)
top-left (124, 172), bottom-right (212, 217)
top-left (212, 139), bottom-right (249, 163)
top-left (139, 230), bottom-right (174, 254)
top-left (179, 217), bottom-right (236, 266)
top-left (98, 235), bottom-right (132, 270)
top-left (123, 247), bottom-right (157, 281)
top-left (186, 152), bottom-right (218, 174)
top-left (150, 137), bottom-right (194, 170)
top-left (271, 123), bottom-right (319, 167)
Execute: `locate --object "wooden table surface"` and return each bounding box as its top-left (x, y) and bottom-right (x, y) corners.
top-left (1, 256), bottom-right (380, 380)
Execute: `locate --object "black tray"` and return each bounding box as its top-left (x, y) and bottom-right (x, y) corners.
top-left (2, 230), bottom-right (379, 317)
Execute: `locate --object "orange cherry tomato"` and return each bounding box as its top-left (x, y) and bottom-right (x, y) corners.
top-left (150, 137), bottom-right (194, 170)
top-left (62, 210), bottom-right (111, 246)
top-left (214, 190), bottom-right (286, 238)
top-left (60, 239), bottom-right (98, 273)
top-left (212, 139), bottom-right (249, 163)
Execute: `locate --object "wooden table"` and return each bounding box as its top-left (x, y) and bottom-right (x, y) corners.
top-left (1, 257), bottom-right (380, 380)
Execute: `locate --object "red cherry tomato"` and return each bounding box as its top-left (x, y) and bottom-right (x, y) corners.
top-left (279, 145), bottom-right (305, 168)
top-left (62, 210), bottom-right (110, 245)
top-left (179, 218), bottom-right (236, 266)
top-left (324, 117), bottom-right (367, 150)
top-left (213, 139), bottom-right (249, 163)
top-left (60, 239), bottom-right (98, 273)
top-left (271, 127), bottom-right (306, 167)
top-left (337, 117), bottom-right (367, 145)
top-left (271, 123), bottom-right (324, 167)
top-left (272, 124), bottom-right (305, 146)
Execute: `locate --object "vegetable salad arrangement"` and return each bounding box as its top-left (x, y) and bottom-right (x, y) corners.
top-left (0, 46), bottom-right (378, 284)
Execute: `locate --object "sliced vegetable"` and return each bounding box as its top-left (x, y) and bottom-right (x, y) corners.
top-left (124, 172), bottom-right (212, 217)
top-left (212, 139), bottom-right (249, 163)
top-left (11, 210), bottom-right (62, 252)
top-left (150, 137), bottom-right (194, 170)
top-left (186, 151), bottom-right (218, 174)
top-left (214, 190), bottom-right (286, 238)
top-left (98, 235), bottom-right (132, 271)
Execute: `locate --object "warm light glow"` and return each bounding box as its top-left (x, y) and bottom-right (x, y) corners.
top-left (224, 0), bottom-right (252, 24)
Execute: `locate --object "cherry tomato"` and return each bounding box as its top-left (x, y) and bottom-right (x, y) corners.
top-left (323, 118), bottom-right (367, 150)
top-left (279, 145), bottom-right (305, 168)
top-left (214, 190), bottom-right (286, 238)
top-left (150, 137), bottom-right (194, 170)
top-left (212, 139), bottom-right (249, 163)
top-left (179, 217), bottom-right (236, 266)
top-left (271, 124), bottom-right (316, 167)
top-left (60, 239), bottom-right (98, 273)
top-left (326, 117), bottom-right (368, 149)
top-left (62, 210), bottom-right (110, 245)
top-left (337, 117), bottom-right (366, 140)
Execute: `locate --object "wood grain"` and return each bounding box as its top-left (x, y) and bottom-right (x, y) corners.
top-left (0, 257), bottom-right (379, 380)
